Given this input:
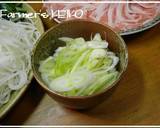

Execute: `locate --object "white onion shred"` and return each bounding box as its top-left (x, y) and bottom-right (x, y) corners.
top-left (0, 19), bottom-right (40, 106)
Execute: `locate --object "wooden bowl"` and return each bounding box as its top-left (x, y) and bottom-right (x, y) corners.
top-left (32, 20), bottom-right (128, 109)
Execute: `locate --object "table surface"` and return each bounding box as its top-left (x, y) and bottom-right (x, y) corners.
top-left (1, 3), bottom-right (160, 125)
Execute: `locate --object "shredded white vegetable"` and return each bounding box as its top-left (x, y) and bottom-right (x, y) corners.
top-left (39, 33), bottom-right (119, 96)
top-left (0, 19), bottom-right (40, 106)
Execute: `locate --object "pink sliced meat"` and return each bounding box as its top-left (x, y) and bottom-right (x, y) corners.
top-left (43, 1), bottom-right (160, 32)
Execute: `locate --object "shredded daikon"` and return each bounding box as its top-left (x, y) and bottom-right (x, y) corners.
top-left (0, 19), bottom-right (40, 106)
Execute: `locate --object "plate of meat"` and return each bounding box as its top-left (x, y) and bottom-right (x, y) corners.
top-left (43, 2), bottom-right (160, 35)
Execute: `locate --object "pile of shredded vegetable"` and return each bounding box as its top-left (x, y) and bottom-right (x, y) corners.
top-left (0, 19), bottom-right (40, 106)
top-left (39, 33), bottom-right (119, 96)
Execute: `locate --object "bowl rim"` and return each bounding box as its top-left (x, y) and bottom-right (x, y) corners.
top-left (32, 19), bottom-right (128, 99)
